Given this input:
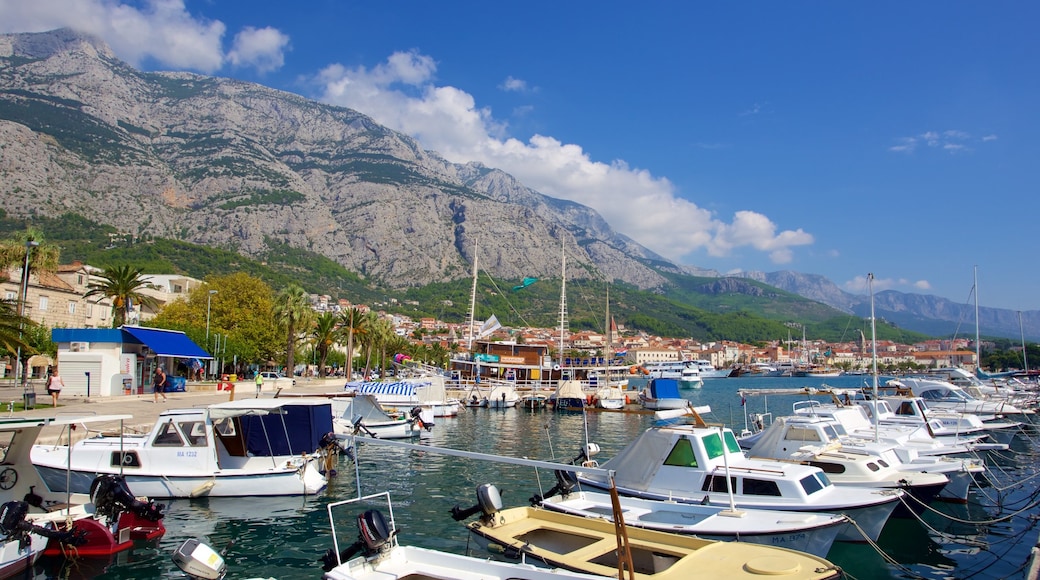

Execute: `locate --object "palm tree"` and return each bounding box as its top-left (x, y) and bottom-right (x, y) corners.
top-left (272, 284), bottom-right (313, 378)
top-left (0, 228), bottom-right (60, 278)
top-left (310, 312), bottom-right (339, 378)
top-left (0, 300), bottom-right (30, 355)
top-left (83, 265), bottom-right (159, 327)
top-left (339, 307), bottom-right (365, 378)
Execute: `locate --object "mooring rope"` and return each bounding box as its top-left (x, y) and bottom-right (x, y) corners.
top-left (844, 515), bottom-right (926, 578)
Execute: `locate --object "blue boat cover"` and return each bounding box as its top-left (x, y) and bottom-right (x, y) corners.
top-left (121, 326), bottom-right (212, 359)
top-left (648, 378), bottom-right (681, 399)
top-left (240, 403), bottom-right (334, 456)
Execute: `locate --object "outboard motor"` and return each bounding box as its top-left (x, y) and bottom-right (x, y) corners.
top-left (450, 483), bottom-right (503, 524)
top-left (89, 474), bottom-right (165, 522)
top-left (321, 509), bottom-right (396, 572)
top-left (529, 469), bottom-right (578, 505)
top-left (409, 407), bottom-right (433, 431)
top-left (351, 415), bottom-right (377, 437)
top-left (172, 538), bottom-right (229, 580)
top-left (0, 500), bottom-right (84, 548)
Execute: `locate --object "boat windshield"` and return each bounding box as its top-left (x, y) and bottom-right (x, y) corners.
top-left (701, 431), bottom-right (742, 460)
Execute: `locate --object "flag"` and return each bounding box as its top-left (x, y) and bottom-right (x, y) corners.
top-left (512, 277), bottom-right (538, 291)
top-left (478, 314), bottom-right (502, 338)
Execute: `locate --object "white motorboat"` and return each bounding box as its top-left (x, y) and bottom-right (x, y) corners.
top-left (691, 359), bottom-right (731, 379)
top-left (329, 395), bottom-right (433, 440)
top-left (534, 484), bottom-right (846, 557)
top-left (888, 377), bottom-right (1032, 420)
top-left (346, 376), bottom-right (460, 417)
top-left (637, 378), bottom-right (690, 410)
top-left (31, 399), bottom-right (339, 498)
top-left (744, 415), bottom-right (951, 514)
top-left (592, 385), bottom-right (626, 409)
top-left (574, 420), bottom-right (903, 542)
top-left (0, 415), bottom-right (167, 564)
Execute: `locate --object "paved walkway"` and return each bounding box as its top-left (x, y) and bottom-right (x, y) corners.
top-left (2, 377), bottom-right (349, 442)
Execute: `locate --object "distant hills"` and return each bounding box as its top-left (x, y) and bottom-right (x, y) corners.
top-left (0, 28), bottom-right (1035, 342)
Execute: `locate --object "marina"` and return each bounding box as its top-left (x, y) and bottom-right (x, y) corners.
top-left (16, 374), bottom-right (1040, 579)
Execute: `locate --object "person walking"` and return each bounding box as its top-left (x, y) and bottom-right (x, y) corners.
top-left (46, 368), bottom-right (65, 407)
top-left (153, 366), bottom-right (168, 403)
top-left (254, 372), bottom-right (264, 398)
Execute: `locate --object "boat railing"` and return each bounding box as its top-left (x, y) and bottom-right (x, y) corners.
top-left (709, 463), bottom-right (789, 476)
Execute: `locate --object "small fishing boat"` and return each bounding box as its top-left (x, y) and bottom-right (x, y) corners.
top-left (455, 484), bottom-right (844, 579)
top-left (31, 400), bottom-right (339, 498)
top-left (592, 385), bottom-right (626, 410)
top-left (0, 415), bottom-right (166, 565)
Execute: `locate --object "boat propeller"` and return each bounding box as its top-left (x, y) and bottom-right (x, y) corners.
top-left (320, 509), bottom-right (396, 572)
top-left (90, 474), bottom-right (165, 522)
top-left (450, 483), bottom-right (503, 523)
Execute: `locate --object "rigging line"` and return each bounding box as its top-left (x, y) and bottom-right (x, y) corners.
top-left (844, 516), bottom-right (926, 578)
top-left (955, 515), bottom-right (1040, 580)
top-left (901, 484), bottom-right (1040, 525)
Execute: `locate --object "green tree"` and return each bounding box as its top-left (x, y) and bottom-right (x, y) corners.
top-left (0, 228), bottom-right (61, 282)
top-left (339, 307), bottom-right (365, 376)
top-left (151, 273), bottom-right (280, 371)
top-left (0, 300), bottom-right (31, 369)
top-left (311, 312), bottom-right (339, 378)
top-left (272, 284), bottom-right (313, 376)
top-left (84, 265), bottom-right (158, 327)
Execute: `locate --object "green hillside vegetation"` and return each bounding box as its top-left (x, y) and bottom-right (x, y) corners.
top-left (1, 211), bottom-right (929, 344)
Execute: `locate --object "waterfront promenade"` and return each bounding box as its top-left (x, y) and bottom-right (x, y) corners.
top-left (0, 377), bottom-right (348, 443)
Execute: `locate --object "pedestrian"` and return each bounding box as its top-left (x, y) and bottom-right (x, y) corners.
top-left (46, 368), bottom-right (65, 407)
top-left (153, 366), bottom-right (168, 403)
top-left (255, 372), bottom-right (264, 398)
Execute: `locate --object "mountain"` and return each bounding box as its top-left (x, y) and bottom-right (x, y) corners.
top-left (746, 270), bottom-right (1040, 342)
top-left (0, 28), bottom-right (672, 291)
top-left (0, 29), bottom-right (1035, 342)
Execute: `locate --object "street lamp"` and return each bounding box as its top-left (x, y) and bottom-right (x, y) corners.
top-left (15, 240), bottom-right (39, 389)
top-left (206, 290), bottom-right (217, 380)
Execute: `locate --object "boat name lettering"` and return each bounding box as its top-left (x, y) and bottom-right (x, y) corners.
top-left (176, 451), bottom-right (198, 458)
top-left (771, 533), bottom-right (806, 545)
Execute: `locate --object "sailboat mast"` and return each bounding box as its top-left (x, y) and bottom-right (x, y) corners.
top-left (467, 251), bottom-right (478, 351)
top-left (869, 272), bottom-right (879, 443)
top-left (1019, 311), bottom-right (1028, 373)
top-left (974, 265), bottom-right (981, 370)
top-left (605, 284), bottom-right (612, 362)
top-left (559, 244), bottom-right (567, 370)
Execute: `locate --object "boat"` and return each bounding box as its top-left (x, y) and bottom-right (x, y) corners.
top-left (885, 377), bottom-right (1032, 420)
top-left (637, 378), bottom-right (689, 410)
top-left (520, 393), bottom-right (549, 409)
top-left (331, 394), bottom-right (432, 440)
top-left (320, 491), bottom-right (608, 580)
top-left (345, 376), bottom-right (460, 417)
top-left (630, 361), bottom-right (704, 389)
top-left (691, 359), bottom-right (731, 379)
top-left (741, 408), bottom-right (984, 503)
top-left (533, 482), bottom-right (846, 557)
top-left (552, 380), bottom-right (587, 412)
top-left (592, 385), bottom-right (626, 409)
top-left (31, 399), bottom-right (339, 498)
top-left (743, 415), bottom-right (951, 515)
top-left (455, 484), bottom-right (844, 579)
top-left (0, 415), bottom-right (166, 565)
top-left (573, 414), bottom-right (903, 542)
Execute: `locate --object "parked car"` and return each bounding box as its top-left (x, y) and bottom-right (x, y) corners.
top-left (259, 371), bottom-right (296, 388)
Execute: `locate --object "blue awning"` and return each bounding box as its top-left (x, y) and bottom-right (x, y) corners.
top-left (121, 326), bottom-right (212, 359)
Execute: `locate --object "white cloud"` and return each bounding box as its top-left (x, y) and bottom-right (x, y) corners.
top-left (842, 275), bottom-right (931, 294)
top-left (0, 0), bottom-right (286, 74)
top-left (889, 129), bottom-right (998, 155)
top-left (311, 51), bottom-right (812, 265)
top-left (499, 76), bottom-right (530, 92)
top-left (228, 26), bottom-right (290, 74)
top-left (982, 134), bottom-right (998, 142)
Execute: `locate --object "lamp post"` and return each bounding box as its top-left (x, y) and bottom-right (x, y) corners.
top-left (206, 290), bottom-right (217, 378)
top-left (15, 240), bottom-right (39, 389)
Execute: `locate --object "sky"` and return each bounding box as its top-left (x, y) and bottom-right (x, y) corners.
top-left (2, 1), bottom-right (1037, 311)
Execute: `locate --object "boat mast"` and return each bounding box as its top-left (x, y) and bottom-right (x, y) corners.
top-left (1019, 310), bottom-right (1028, 373)
top-left (605, 284), bottom-right (611, 364)
top-left (974, 265), bottom-right (981, 372)
top-left (467, 250), bottom-right (478, 351)
top-left (558, 244), bottom-right (567, 371)
top-left (869, 272), bottom-right (879, 443)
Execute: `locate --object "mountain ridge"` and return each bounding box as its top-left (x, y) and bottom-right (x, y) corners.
top-left (1, 28), bottom-right (1036, 341)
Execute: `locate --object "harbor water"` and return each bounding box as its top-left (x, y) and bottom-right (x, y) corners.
top-left (31, 375), bottom-right (1040, 579)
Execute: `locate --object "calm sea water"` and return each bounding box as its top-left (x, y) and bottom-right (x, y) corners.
top-left (30, 375), bottom-right (1040, 579)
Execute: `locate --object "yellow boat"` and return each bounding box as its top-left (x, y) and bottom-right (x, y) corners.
top-left (465, 499), bottom-right (844, 580)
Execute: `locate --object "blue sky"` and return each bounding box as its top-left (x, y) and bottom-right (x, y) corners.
top-left (2, 1), bottom-right (1037, 310)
